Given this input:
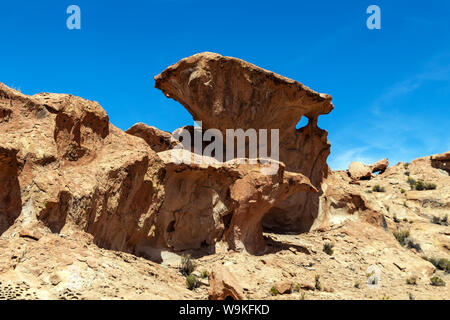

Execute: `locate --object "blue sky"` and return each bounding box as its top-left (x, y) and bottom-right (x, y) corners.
top-left (1, 0), bottom-right (449, 169)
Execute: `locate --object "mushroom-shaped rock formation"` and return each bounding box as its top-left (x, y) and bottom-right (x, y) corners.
top-left (154, 52), bottom-right (334, 232)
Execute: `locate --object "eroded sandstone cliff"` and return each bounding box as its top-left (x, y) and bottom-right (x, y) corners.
top-left (0, 77), bottom-right (314, 258)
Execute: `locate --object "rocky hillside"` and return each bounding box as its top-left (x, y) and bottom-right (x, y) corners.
top-left (0, 53), bottom-right (448, 300)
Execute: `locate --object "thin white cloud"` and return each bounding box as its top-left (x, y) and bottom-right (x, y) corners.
top-left (329, 146), bottom-right (378, 170)
top-left (329, 51), bottom-right (450, 170)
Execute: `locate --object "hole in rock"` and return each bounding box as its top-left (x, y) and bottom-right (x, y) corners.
top-left (166, 221), bottom-right (175, 233)
top-left (0, 149), bottom-right (22, 235)
top-left (296, 116), bottom-right (309, 130)
top-left (222, 213), bottom-right (232, 229)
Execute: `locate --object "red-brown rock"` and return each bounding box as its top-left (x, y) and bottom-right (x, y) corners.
top-left (348, 158), bottom-right (389, 180)
top-left (126, 122), bottom-right (180, 152)
top-left (273, 281), bottom-right (292, 294)
top-left (208, 264), bottom-right (245, 300)
top-left (431, 151), bottom-right (450, 173)
top-left (0, 82), bottom-right (315, 259)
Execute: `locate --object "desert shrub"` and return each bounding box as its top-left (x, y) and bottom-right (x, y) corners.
top-left (292, 283), bottom-right (301, 293)
top-left (180, 255), bottom-right (196, 276)
top-left (393, 229), bottom-right (410, 246)
top-left (314, 274), bottom-right (323, 291)
top-left (430, 276), bottom-right (446, 287)
top-left (406, 276), bottom-right (417, 285)
top-left (425, 182), bottom-right (437, 190)
top-left (269, 286), bottom-right (279, 296)
top-left (323, 242), bottom-right (334, 256)
top-left (404, 162), bottom-right (410, 169)
top-left (407, 177), bottom-right (416, 187)
top-left (423, 257), bottom-right (450, 272)
top-left (372, 185), bottom-right (386, 193)
top-left (409, 179), bottom-right (437, 191)
top-left (186, 275), bottom-right (198, 290)
top-left (406, 239), bottom-right (422, 252)
top-left (437, 258), bottom-right (449, 272)
top-left (393, 229), bottom-right (421, 251)
top-left (201, 270), bottom-right (209, 279)
top-left (432, 214), bottom-right (448, 226)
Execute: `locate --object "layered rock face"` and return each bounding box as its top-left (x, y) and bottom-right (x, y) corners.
top-left (155, 52), bottom-right (334, 232)
top-left (0, 82), bottom-right (314, 257)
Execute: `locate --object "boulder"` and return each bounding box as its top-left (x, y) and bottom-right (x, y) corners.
top-left (348, 161), bottom-right (372, 180)
top-left (348, 158), bottom-right (389, 180)
top-left (208, 264), bottom-right (244, 300)
top-left (273, 281), bottom-right (292, 294)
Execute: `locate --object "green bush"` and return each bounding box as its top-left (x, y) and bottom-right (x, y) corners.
top-left (186, 275), bottom-right (198, 290)
top-left (323, 242), bottom-right (334, 256)
top-left (269, 286), bottom-right (279, 296)
top-left (315, 274), bottom-right (323, 291)
top-left (180, 255), bottom-right (196, 276)
top-left (393, 229), bottom-right (421, 251)
top-left (372, 185), bottom-right (386, 193)
top-left (393, 214), bottom-right (400, 223)
top-left (406, 239), bottom-right (422, 252)
top-left (201, 270), bottom-right (209, 279)
top-left (408, 178), bottom-right (437, 191)
top-left (407, 177), bottom-right (416, 186)
top-left (393, 229), bottom-right (410, 246)
top-left (432, 214), bottom-right (448, 226)
top-left (430, 276), bottom-right (446, 287)
top-left (423, 257), bottom-right (450, 272)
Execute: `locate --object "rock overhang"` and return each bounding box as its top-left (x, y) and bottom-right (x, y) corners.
top-left (154, 52), bottom-right (334, 137)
